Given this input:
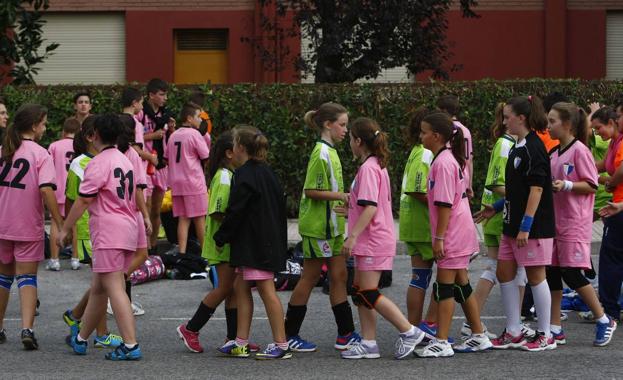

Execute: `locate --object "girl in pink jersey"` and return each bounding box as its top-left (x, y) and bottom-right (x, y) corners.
top-left (60, 114), bottom-right (143, 361)
top-left (415, 112), bottom-right (490, 357)
top-left (46, 117), bottom-right (80, 272)
top-left (340, 117), bottom-right (425, 360)
top-left (0, 104), bottom-right (63, 350)
top-left (547, 102), bottom-right (616, 346)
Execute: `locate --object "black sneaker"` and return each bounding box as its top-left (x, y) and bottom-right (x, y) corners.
top-left (21, 329), bottom-right (38, 350)
top-left (0, 328), bottom-right (6, 344)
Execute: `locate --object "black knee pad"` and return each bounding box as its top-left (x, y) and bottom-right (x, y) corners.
top-left (453, 282), bottom-right (473, 303)
top-left (351, 285), bottom-right (362, 306)
top-left (561, 268), bottom-right (590, 290)
top-left (357, 288), bottom-right (382, 309)
top-left (546, 266), bottom-right (563, 291)
top-left (433, 282), bottom-right (454, 302)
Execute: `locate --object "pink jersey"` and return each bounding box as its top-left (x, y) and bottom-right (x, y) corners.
top-left (453, 120), bottom-right (473, 188)
top-left (79, 147), bottom-right (138, 251)
top-left (138, 109), bottom-right (167, 154)
top-left (203, 132), bottom-right (212, 151)
top-left (134, 115), bottom-right (145, 149)
top-left (347, 156), bottom-right (396, 257)
top-left (165, 127), bottom-right (210, 195)
top-left (427, 149), bottom-right (479, 257)
top-left (48, 138), bottom-right (74, 204)
top-left (550, 140), bottom-right (598, 243)
top-left (124, 147), bottom-right (147, 211)
top-left (0, 140), bottom-right (56, 241)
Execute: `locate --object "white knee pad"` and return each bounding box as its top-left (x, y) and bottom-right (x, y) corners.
top-left (514, 266), bottom-right (528, 286)
top-left (480, 258), bottom-right (498, 285)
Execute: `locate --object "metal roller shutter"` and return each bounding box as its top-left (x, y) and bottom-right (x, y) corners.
top-left (607, 12), bottom-right (623, 80)
top-left (33, 13), bottom-right (126, 84)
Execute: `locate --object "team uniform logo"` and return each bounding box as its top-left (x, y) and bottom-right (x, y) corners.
top-left (563, 163), bottom-right (575, 176)
top-left (514, 156), bottom-right (522, 169)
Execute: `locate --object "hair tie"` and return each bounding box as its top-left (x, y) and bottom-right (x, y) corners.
top-left (528, 96), bottom-right (533, 103)
top-left (374, 130), bottom-right (380, 137)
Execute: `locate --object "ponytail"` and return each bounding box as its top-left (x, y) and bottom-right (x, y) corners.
top-left (208, 130), bottom-right (234, 182)
top-left (490, 102), bottom-right (506, 143)
top-left (234, 125), bottom-right (269, 162)
top-left (507, 96), bottom-right (547, 132)
top-left (422, 111), bottom-right (465, 170)
top-left (350, 117), bottom-right (390, 169)
top-left (450, 126), bottom-right (466, 171)
top-left (304, 102), bottom-right (347, 133)
top-left (551, 102), bottom-right (589, 146)
top-left (2, 104), bottom-right (47, 163)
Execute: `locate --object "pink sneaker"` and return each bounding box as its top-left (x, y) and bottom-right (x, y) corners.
top-left (491, 329), bottom-right (527, 349)
top-left (521, 332), bottom-right (556, 352)
top-left (177, 324), bottom-right (204, 353)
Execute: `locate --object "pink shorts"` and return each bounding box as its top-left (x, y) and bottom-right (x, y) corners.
top-left (354, 255), bottom-right (393, 271)
top-left (437, 253), bottom-right (472, 270)
top-left (172, 194), bottom-right (208, 218)
top-left (91, 248), bottom-right (133, 273)
top-left (0, 239), bottom-right (44, 264)
top-left (136, 212), bottom-right (148, 250)
top-left (151, 168), bottom-right (168, 191)
top-left (236, 267), bottom-right (274, 281)
top-left (498, 235), bottom-right (553, 267)
top-left (551, 240), bottom-right (591, 269)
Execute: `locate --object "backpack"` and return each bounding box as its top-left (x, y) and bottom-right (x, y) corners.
top-left (130, 255), bottom-right (166, 285)
top-left (274, 259), bottom-right (302, 291)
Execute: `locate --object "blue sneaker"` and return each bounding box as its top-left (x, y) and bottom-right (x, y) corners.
top-left (552, 330), bottom-right (566, 345)
top-left (255, 343), bottom-right (292, 360)
top-left (105, 344), bottom-right (142, 361)
top-left (94, 333), bottom-right (123, 348)
top-left (417, 322), bottom-right (454, 345)
top-left (70, 336), bottom-right (87, 355)
top-left (594, 316), bottom-right (617, 347)
top-left (335, 331), bottom-right (361, 350)
top-left (287, 335), bottom-right (317, 352)
top-left (62, 310), bottom-right (81, 337)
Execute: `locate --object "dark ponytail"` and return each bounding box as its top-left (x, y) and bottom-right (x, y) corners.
top-left (551, 102), bottom-right (589, 146)
top-left (423, 111), bottom-right (465, 170)
top-left (73, 115), bottom-right (97, 156)
top-left (208, 130), bottom-right (234, 182)
top-left (506, 96), bottom-right (547, 132)
top-left (234, 125), bottom-right (269, 162)
top-left (406, 106), bottom-right (430, 146)
top-left (490, 102), bottom-right (506, 143)
top-left (2, 104), bottom-right (47, 163)
top-left (350, 117), bottom-right (390, 169)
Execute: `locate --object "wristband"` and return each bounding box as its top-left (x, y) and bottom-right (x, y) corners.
top-left (562, 180), bottom-right (573, 192)
top-left (492, 198), bottom-right (505, 213)
top-left (519, 215), bottom-right (534, 233)
top-left (434, 236), bottom-right (445, 240)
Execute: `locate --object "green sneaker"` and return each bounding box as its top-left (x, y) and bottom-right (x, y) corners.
top-left (62, 310), bottom-right (81, 337)
top-left (229, 344), bottom-right (250, 358)
top-left (94, 333), bottom-right (124, 348)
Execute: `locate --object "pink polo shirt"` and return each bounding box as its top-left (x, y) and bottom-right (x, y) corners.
top-left (48, 137), bottom-right (74, 204)
top-left (165, 127), bottom-right (210, 196)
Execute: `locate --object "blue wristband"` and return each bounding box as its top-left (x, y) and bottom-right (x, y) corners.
top-left (520, 215), bottom-right (534, 233)
top-left (492, 199), bottom-right (505, 213)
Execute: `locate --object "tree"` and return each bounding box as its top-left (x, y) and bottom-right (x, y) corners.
top-left (252, 0), bottom-right (479, 83)
top-left (0, 0), bottom-right (59, 85)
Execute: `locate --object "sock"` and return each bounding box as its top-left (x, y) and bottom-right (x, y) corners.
top-left (225, 308), bottom-right (238, 341)
top-left (361, 339), bottom-right (376, 347)
top-left (125, 280), bottom-right (132, 302)
top-left (531, 280), bottom-right (552, 337)
top-left (275, 341), bottom-right (288, 350)
top-left (76, 334), bottom-right (87, 343)
top-left (331, 301), bottom-right (355, 336)
top-left (186, 302), bottom-right (216, 332)
top-left (550, 324), bottom-right (562, 334)
top-left (500, 280), bottom-right (522, 336)
top-left (400, 325), bottom-right (416, 337)
top-left (235, 337), bottom-right (248, 346)
top-left (284, 303), bottom-right (307, 338)
top-left (124, 343), bottom-right (137, 349)
top-left (597, 314), bottom-right (610, 324)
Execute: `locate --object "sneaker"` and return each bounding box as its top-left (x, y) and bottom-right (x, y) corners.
top-left (62, 310), bottom-right (81, 337)
top-left (394, 328), bottom-right (425, 359)
top-left (561, 312), bottom-right (568, 321)
top-left (70, 258), bottom-right (81, 270)
top-left (225, 343), bottom-right (250, 358)
top-left (341, 341), bottom-right (381, 359)
top-left (460, 322), bottom-right (497, 340)
top-left (105, 344), bottom-right (142, 361)
top-left (521, 323), bottom-right (536, 339)
top-left (94, 333), bottom-right (124, 348)
top-left (177, 324), bottom-right (203, 353)
top-left (491, 329), bottom-right (527, 349)
top-left (416, 339), bottom-right (454, 358)
top-left (418, 321), bottom-right (437, 343)
top-left (217, 340), bottom-right (237, 355)
top-left (248, 342), bottom-right (260, 352)
top-left (70, 335), bottom-right (87, 355)
top-left (287, 335), bottom-right (317, 352)
top-left (521, 331), bottom-right (556, 352)
top-left (45, 259), bottom-right (61, 271)
top-left (594, 316), bottom-right (617, 347)
top-left (454, 334), bottom-right (492, 353)
top-left (21, 329), bottom-right (38, 350)
top-left (255, 343), bottom-right (292, 360)
top-left (131, 301), bottom-right (145, 316)
top-left (578, 311), bottom-right (594, 322)
top-left (552, 330), bottom-right (566, 345)
top-left (335, 331), bottom-right (361, 350)
top-left (0, 328), bottom-right (6, 344)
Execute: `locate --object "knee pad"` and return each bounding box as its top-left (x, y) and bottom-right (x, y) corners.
top-left (546, 266), bottom-right (563, 291)
top-left (433, 282), bottom-right (454, 302)
top-left (480, 258), bottom-right (498, 285)
top-left (16, 274), bottom-right (37, 289)
top-left (0, 274), bottom-right (14, 291)
top-left (357, 288), bottom-right (382, 309)
top-left (453, 283), bottom-right (473, 303)
top-left (561, 268), bottom-right (590, 290)
top-left (409, 267), bottom-right (432, 290)
top-left (351, 285), bottom-right (362, 306)
top-left (514, 266), bottom-right (528, 287)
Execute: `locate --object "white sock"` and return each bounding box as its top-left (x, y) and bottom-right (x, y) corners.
top-left (124, 343), bottom-right (137, 349)
top-left (550, 324), bottom-right (562, 334)
top-left (531, 280), bottom-right (552, 337)
top-left (597, 314), bottom-right (610, 324)
top-left (400, 325), bottom-right (416, 336)
top-left (500, 280), bottom-right (522, 336)
top-left (361, 339), bottom-right (376, 347)
top-left (76, 334), bottom-right (87, 342)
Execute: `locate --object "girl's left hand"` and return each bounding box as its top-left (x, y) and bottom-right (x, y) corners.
top-left (333, 204), bottom-right (348, 217)
top-left (341, 236), bottom-right (356, 258)
top-left (144, 216), bottom-right (153, 236)
top-left (433, 239), bottom-right (444, 259)
top-left (516, 231), bottom-right (529, 247)
top-left (552, 180), bottom-right (564, 192)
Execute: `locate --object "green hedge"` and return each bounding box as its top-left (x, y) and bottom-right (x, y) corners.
top-left (2, 80), bottom-right (623, 216)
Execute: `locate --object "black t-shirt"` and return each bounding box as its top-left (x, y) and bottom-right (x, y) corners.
top-left (503, 131), bottom-right (555, 239)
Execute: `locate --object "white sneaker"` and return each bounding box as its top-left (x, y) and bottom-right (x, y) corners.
top-left (70, 258), bottom-right (81, 270)
top-left (578, 311), bottom-right (594, 321)
top-left (131, 301), bottom-right (145, 316)
top-left (454, 334), bottom-right (492, 353)
top-left (45, 259), bottom-right (61, 271)
top-left (460, 322), bottom-right (497, 340)
top-left (394, 327), bottom-right (425, 359)
top-left (416, 339), bottom-right (454, 358)
top-left (521, 323), bottom-right (536, 338)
